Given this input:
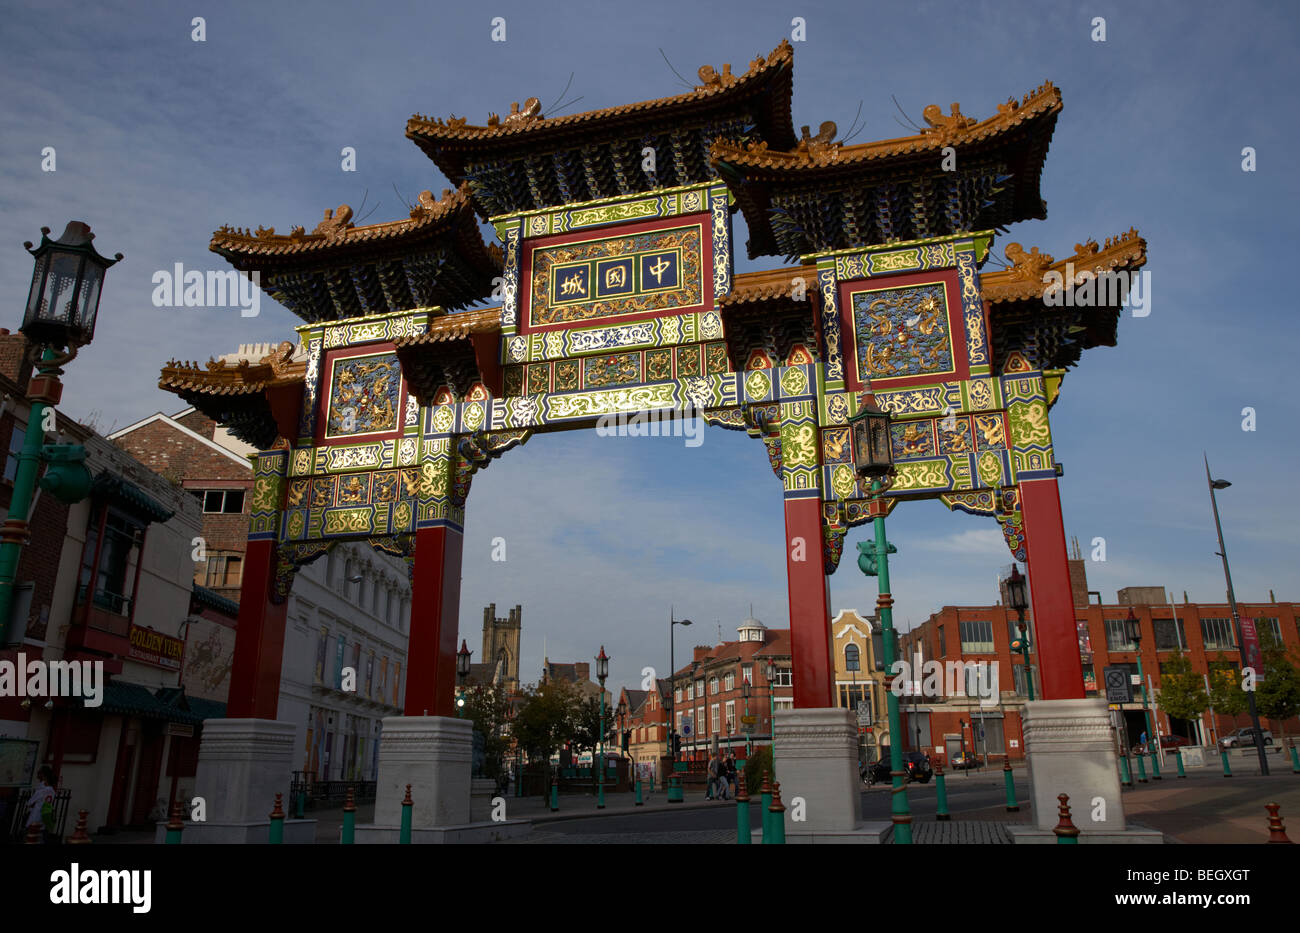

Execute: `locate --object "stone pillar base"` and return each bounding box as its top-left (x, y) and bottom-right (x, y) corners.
top-left (370, 715), bottom-right (471, 828)
top-left (771, 707), bottom-right (863, 838)
top-left (1023, 698), bottom-right (1146, 836)
top-left (353, 820), bottom-right (531, 844)
top-left (153, 819), bottom-right (317, 845)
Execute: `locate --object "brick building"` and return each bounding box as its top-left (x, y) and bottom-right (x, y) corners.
top-left (900, 556), bottom-right (1300, 764)
top-left (616, 678), bottom-right (670, 780)
top-left (830, 608), bottom-right (890, 763)
top-left (668, 617), bottom-right (793, 762)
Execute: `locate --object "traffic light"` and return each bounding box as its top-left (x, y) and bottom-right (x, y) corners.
top-left (671, 733), bottom-right (682, 757)
top-left (38, 444), bottom-right (92, 504)
top-left (621, 730), bottom-right (630, 753)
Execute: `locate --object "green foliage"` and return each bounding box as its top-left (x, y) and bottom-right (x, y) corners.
top-left (1256, 631), bottom-right (1300, 736)
top-left (1207, 655), bottom-right (1247, 717)
top-left (570, 693), bottom-right (608, 756)
top-left (512, 679), bottom-right (579, 766)
top-left (743, 745), bottom-right (775, 792)
top-left (460, 685), bottom-right (512, 778)
top-left (1156, 651), bottom-right (1209, 722)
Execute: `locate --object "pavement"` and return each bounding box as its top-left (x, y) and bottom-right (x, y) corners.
top-left (77, 758), bottom-right (1300, 844)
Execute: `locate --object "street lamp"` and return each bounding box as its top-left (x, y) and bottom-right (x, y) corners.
top-left (596, 645), bottom-right (609, 809)
top-left (1123, 608), bottom-right (1161, 780)
top-left (455, 640), bottom-right (472, 716)
top-left (742, 678), bottom-right (753, 756)
top-left (0, 223), bottom-right (119, 645)
top-left (1205, 456), bottom-right (1269, 776)
top-left (667, 611), bottom-right (691, 802)
top-left (1006, 564), bottom-right (1033, 701)
top-left (849, 385), bottom-right (912, 844)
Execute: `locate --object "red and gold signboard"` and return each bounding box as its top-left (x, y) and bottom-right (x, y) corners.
top-left (127, 624), bottom-right (185, 671)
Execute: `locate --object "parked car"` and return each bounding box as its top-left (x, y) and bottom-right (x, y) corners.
top-left (1158, 734), bottom-right (1191, 749)
top-left (862, 751), bottom-right (932, 785)
top-left (950, 751), bottom-right (983, 770)
top-left (1220, 728), bottom-right (1273, 748)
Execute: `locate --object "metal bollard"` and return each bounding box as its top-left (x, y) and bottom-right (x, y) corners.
top-left (550, 771), bottom-right (559, 812)
top-left (1266, 803), bottom-right (1293, 844)
top-left (165, 801), bottom-right (185, 845)
top-left (768, 780), bottom-right (786, 845)
top-left (1289, 740), bottom-right (1300, 774)
top-left (634, 778), bottom-right (643, 806)
top-left (736, 772), bottom-right (751, 845)
top-left (269, 793), bottom-right (285, 845)
top-left (934, 762), bottom-right (950, 821)
top-left (1053, 793), bottom-right (1080, 845)
top-left (296, 788), bottom-right (306, 819)
top-left (68, 809), bottom-right (92, 845)
top-left (1149, 750), bottom-right (1162, 781)
top-left (1136, 753), bottom-right (1148, 783)
top-left (1119, 754), bottom-right (1132, 788)
top-left (1003, 757), bottom-right (1019, 812)
top-left (649, 773), bottom-right (655, 794)
top-left (1221, 750), bottom-right (1233, 778)
top-left (760, 772), bottom-right (773, 844)
top-left (399, 784), bottom-right (413, 844)
top-left (341, 786), bottom-right (356, 844)
top-left (1175, 748), bottom-right (1186, 778)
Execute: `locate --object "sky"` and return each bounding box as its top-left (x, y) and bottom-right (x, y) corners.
top-left (2, 0), bottom-right (1297, 693)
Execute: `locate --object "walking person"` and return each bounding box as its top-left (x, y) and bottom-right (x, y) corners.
top-left (26, 766), bottom-right (57, 844)
top-left (706, 753), bottom-right (720, 800)
top-left (725, 755), bottom-right (738, 799)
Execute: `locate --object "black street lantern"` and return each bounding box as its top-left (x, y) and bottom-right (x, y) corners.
top-left (1123, 608), bottom-right (1142, 647)
top-left (742, 680), bottom-right (751, 700)
top-left (1006, 564), bottom-right (1028, 615)
top-left (456, 639), bottom-right (472, 680)
top-left (596, 645), bottom-right (609, 685)
top-left (849, 389), bottom-right (894, 480)
top-left (23, 222), bottom-right (121, 352)
top-left (764, 660), bottom-right (776, 684)
top-left (616, 697), bottom-right (627, 722)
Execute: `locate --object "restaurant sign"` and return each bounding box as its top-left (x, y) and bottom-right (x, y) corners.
top-left (128, 624), bottom-right (185, 671)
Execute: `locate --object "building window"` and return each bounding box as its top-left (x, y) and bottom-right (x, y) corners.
top-left (725, 700), bottom-right (735, 732)
top-left (959, 620), bottom-right (994, 654)
top-left (1013, 663), bottom-right (1031, 697)
top-left (696, 706), bottom-right (704, 736)
top-left (365, 650), bottom-right (374, 698)
top-left (711, 704), bottom-right (720, 734)
top-left (5, 423), bottom-right (25, 482)
top-left (1152, 618), bottom-right (1186, 651)
top-left (335, 635), bottom-right (346, 688)
top-left (193, 488), bottom-right (246, 514)
top-left (845, 643), bottom-right (861, 671)
top-left (392, 661), bottom-right (401, 706)
top-left (937, 625), bottom-right (946, 657)
top-left (774, 698), bottom-right (794, 711)
top-left (741, 664), bottom-right (752, 685)
top-left (1200, 618), bottom-right (1236, 651)
top-left (709, 676), bottom-right (719, 695)
top-left (1105, 619), bottom-right (1137, 652)
top-left (771, 668), bottom-right (793, 687)
top-left (695, 679), bottom-right (705, 698)
top-left (201, 553), bottom-right (243, 589)
top-left (838, 683), bottom-right (868, 713)
top-left (723, 672), bottom-right (734, 691)
top-left (315, 628), bottom-right (328, 683)
top-left (1007, 616), bottom-right (1026, 646)
top-left (1258, 617), bottom-right (1282, 646)
top-left (685, 682), bottom-right (693, 701)
top-left (76, 506), bottom-right (146, 619)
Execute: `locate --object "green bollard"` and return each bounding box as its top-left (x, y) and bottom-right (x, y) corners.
top-left (1053, 793), bottom-right (1080, 844)
top-left (649, 773), bottom-right (655, 794)
top-left (934, 764), bottom-right (950, 821)
top-left (269, 793), bottom-right (285, 845)
top-left (341, 787), bottom-right (356, 844)
top-left (1221, 750), bottom-right (1233, 777)
top-left (768, 781), bottom-right (786, 845)
top-left (399, 784), bottom-right (413, 844)
top-left (760, 772), bottom-right (774, 843)
top-left (1289, 741), bottom-right (1300, 774)
top-left (635, 779), bottom-right (643, 806)
top-left (1002, 758), bottom-right (1019, 812)
top-left (667, 773), bottom-right (683, 803)
top-left (1175, 748), bottom-right (1186, 778)
top-left (1119, 754), bottom-right (1132, 787)
top-left (736, 773), bottom-right (751, 845)
top-left (165, 802), bottom-right (184, 845)
top-left (1149, 751), bottom-right (1162, 781)
top-left (295, 789), bottom-right (306, 819)
top-left (1136, 754), bottom-right (1148, 783)
top-left (550, 771), bottom-right (560, 811)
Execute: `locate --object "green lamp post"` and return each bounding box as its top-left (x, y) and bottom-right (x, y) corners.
top-left (455, 640), bottom-right (471, 717)
top-left (850, 386), bottom-right (912, 844)
top-left (742, 678), bottom-right (753, 756)
top-left (1124, 608), bottom-right (1161, 780)
top-left (1006, 563), bottom-right (1034, 701)
top-left (764, 659), bottom-right (778, 773)
top-left (596, 645), bottom-right (609, 809)
top-left (0, 222), bottom-right (118, 646)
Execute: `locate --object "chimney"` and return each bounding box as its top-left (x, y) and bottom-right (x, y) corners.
top-left (693, 646), bottom-right (710, 662)
top-left (0, 329), bottom-right (33, 386)
top-left (575, 662), bottom-right (590, 682)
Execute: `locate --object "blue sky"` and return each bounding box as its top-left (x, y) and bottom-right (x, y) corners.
top-left (2, 0), bottom-right (1297, 691)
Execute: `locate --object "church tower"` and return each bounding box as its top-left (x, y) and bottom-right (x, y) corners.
top-left (481, 603), bottom-right (521, 691)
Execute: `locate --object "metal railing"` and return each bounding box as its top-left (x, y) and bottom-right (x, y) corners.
top-left (6, 788), bottom-right (72, 842)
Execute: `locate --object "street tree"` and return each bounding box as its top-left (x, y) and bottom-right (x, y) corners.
top-left (1156, 650), bottom-right (1209, 736)
top-left (1256, 628), bottom-right (1300, 746)
top-left (461, 684), bottom-right (513, 779)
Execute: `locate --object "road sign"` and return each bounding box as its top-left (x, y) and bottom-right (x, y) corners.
top-left (1103, 666), bottom-right (1133, 703)
top-left (740, 715), bottom-right (756, 725)
top-left (681, 715), bottom-right (693, 737)
top-left (856, 701), bottom-right (871, 726)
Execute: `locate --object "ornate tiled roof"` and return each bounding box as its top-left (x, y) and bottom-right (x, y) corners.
top-left (209, 185), bottom-right (502, 321)
top-left (980, 228), bottom-right (1146, 303)
top-left (390, 307), bottom-right (502, 346)
top-left (158, 341), bottom-right (305, 396)
top-left (718, 265), bottom-right (819, 307)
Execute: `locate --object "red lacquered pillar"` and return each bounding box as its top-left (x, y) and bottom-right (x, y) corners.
top-left (404, 524), bottom-right (463, 718)
top-left (1019, 476), bottom-right (1085, 700)
top-left (227, 538), bottom-right (289, 719)
top-left (784, 496), bottom-right (834, 708)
